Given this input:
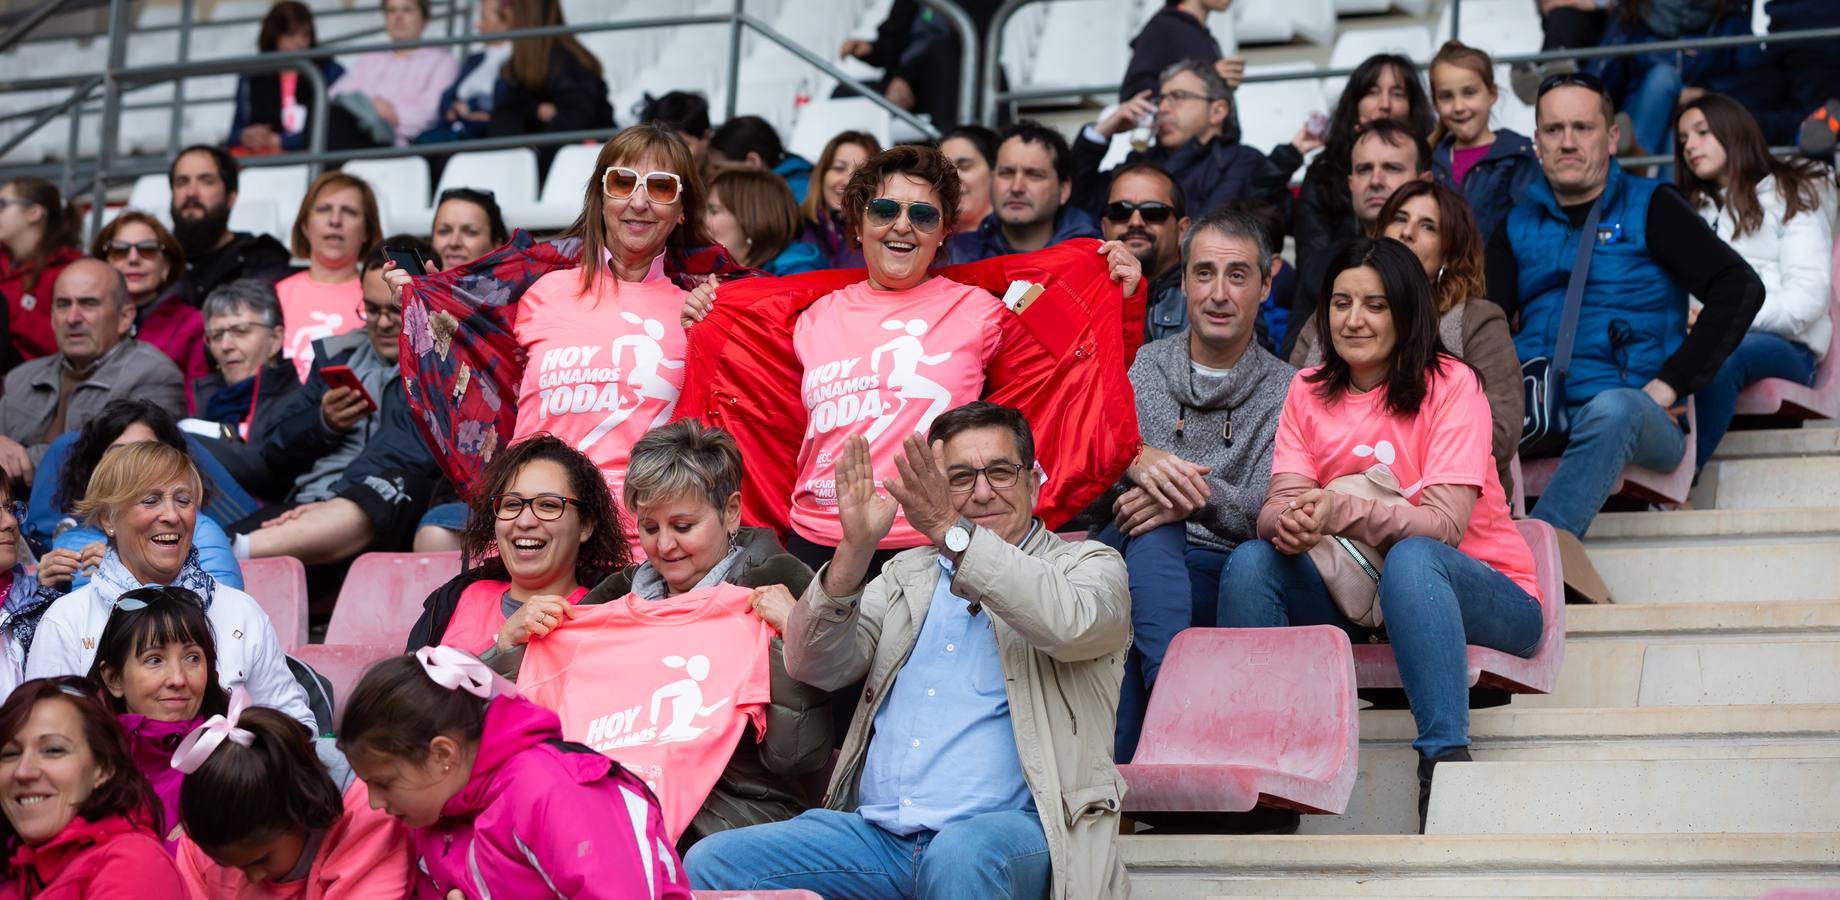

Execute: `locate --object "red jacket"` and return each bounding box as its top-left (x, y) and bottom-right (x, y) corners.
top-left (0, 245), bottom-right (80, 364)
top-left (675, 238), bottom-right (1146, 536)
top-left (133, 283), bottom-right (210, 413)
top-left (1, 813), bottom-right (187, 899)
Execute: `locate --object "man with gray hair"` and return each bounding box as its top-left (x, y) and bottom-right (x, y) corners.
top-left (1073, 59), bottom-right (1289, 220)
top-left (0, 259), bottom-right (185, 480)
top-left (1091, 207), bottom-right (1293, 764)
top-left (189, 278), bottom-right (302, 493)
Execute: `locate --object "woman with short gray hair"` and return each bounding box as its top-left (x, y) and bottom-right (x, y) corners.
top-left (192, 278), bottom-right (302, 479)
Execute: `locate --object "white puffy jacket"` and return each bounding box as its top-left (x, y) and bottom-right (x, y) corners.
top-left (1696, 175), bottom-right (1836, 360)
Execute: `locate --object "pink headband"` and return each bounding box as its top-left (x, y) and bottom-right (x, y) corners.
top-left (170, 686), bottom-right (254, 774)
top-left (415, 645), bottom-right (516, 700)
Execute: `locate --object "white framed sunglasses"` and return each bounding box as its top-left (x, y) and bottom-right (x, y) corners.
top-left (602, 167), bottom-right (684, 204)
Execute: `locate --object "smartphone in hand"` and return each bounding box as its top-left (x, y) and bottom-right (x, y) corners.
top-left (319, 365), bottom-right (378, 413)
top-left (386, 246), bottom-right (428, 277)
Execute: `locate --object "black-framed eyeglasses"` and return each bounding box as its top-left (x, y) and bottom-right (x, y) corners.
top-left (1152, 89), bottom-right (1217, 107)
top-left (114, 585), bottom-right (205, 613)
top-left (0, 500), bottom-right (23, 525)
top-left (358, 300), bottom-right (402, 324)
top-left (490, 493), bottom-right (583, 521)
top-left (1536, 70), bottom-right (1608, 99)
top-left (947, 463), bottom-right (1026, 493)
top-left (865, 198), bottom-right (943, 233)
top-left (1102, 201), bottom-right (1174, 224)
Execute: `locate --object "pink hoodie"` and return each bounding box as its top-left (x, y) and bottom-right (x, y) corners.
top-left (410, 696), bottom-right (689, 900)
top-left (174, 778), bottom-right (414, 899)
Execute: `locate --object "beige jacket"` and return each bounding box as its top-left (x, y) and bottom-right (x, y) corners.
top-left (786, 523), bottom-right (1133, 900)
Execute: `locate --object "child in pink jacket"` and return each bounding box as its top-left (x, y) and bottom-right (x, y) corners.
top-left (338, 647), bottom-right (690, 900)
top-left (172, 703), bottom-right (412, 898)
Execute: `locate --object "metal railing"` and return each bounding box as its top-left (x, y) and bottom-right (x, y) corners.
top-left (0, 0), bottom-right (983, 223)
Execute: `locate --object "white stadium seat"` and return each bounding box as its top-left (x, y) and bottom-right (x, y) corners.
top-left (436, 148), bottom-right (541, 226)
top-left (1235, 63), bottom-right (1329, 171)
top-left (237, 164), bottom-right (311, 243)
top-left (534, 142), bottom-right (601, 233)
top-left (788, 97), bottom-right (893, 165)
top-left (343, 156), bottom-right (434, 236)
top-left (1234, 0), bottom-right (1336, 46)
top-left (126, 175), bottom-right (174, 229)
top-left (1324, 24), bottom-right (1433, 104)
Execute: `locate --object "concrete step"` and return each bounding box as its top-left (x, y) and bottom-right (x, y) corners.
top-left (1123, 834), bottom-right (1840, 900)
top-left (1297, 705), bottom-right (1840, 835)
top-left (1519, 640), bottom-right (1840, 708)
top-left (1712, 427), bottom-right (1840, 460)
top-left (1692, 456), bottom-right (1840, 509)
top-left (1584, 538), bottom-right (1840, 604)
top-left (1425, 758), bottom-right (1840, 834)
top-left (1565, 601), bottom-right (1840, 642)
top-left (1586, 506), bottom-right (1840, 541)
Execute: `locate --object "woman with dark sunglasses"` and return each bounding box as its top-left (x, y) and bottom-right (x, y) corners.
top-left (407, 434), bottom-right (629, 655)
top-left (89, 212), bottom-right (208, 411)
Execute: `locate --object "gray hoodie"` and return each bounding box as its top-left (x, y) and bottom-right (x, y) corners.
top-left (1129, 332), bottom-right (1294, 551)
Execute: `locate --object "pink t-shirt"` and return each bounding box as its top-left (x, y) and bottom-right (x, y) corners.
top-left (175, 778), bottom-right (414, 900)
top-left (1450, 142), bottom-right (1492, 187)
top-left (518, 583), bottom-right (773, 841)
top-left (1273, 361), bottom-right (1540, 600)
top-left (441, 580), bottom-right (590, 655)
top-left (789, 276), bottom-right (1004, 547)
top-left (513, 256), bottom-right (687, 527)
top-left (275, 270), bottom-right (362, 381)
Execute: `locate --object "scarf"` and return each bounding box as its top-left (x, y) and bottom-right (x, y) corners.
top-left (91, 546), bottom-right (217, 608)
top-left (629, 546), bottom-right (741, 601)
top-left (2, 566), bottom-right (65, 660)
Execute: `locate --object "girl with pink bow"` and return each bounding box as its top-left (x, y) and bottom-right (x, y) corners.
top-left (335, 646), bottom-right (690, 899)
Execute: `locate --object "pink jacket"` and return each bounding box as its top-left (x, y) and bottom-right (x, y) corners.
top-left (118, 713), bottom-right (201, 854)
top-left (412, 696), bottom-right (689, 900)
top-left (175, 778), bottom-right (414, 899)
top-left (0, 814), bottom-right (186, 899)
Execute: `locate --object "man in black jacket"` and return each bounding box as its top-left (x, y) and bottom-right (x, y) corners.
top-left (168, 145), bottom-right (293, 300)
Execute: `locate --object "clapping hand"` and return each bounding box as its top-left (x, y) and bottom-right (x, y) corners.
top-left (885, 433), bottom-right (957, 546)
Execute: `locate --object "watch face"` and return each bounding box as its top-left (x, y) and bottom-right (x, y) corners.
top-left (946, 526), bottom-right (971, 552)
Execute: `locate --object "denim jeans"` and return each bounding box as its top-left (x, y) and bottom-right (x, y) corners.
top-left (1529, 387), bottom-right (1687, 537)
top-left (1187, 545), bottom-right (1230, 628)
top-left (1692, 331), bottom-right (1818, 468)
top-left (1217, 538), bottom-right (1543, 758)
top-left (684, 807), bottom-right (1051, 899)
top-left (1624, 60), bottom-right (1682, 160)
top-left (1093, 521), bottom-right (1191, 762)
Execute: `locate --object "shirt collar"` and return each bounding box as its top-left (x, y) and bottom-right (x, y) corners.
top-left (598, 246), bottom-right (669, 283)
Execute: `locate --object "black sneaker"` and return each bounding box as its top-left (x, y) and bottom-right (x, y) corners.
top-left (1416, 747), bottom-right (1473, 834)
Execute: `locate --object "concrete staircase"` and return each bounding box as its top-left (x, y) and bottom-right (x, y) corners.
top-left (1123, 425), bottom-right (1840, 897)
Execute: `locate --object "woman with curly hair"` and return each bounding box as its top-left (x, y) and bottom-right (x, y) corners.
top-left (407, 433), bottom-right (629, 655)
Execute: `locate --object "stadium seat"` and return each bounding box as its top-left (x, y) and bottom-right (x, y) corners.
top-left (241, 555), bottom-right (310, 652)
top-left (1734, 243), bottom-right (1840, 419)
top-left (226, 197), bottom-right (284, 247)
top-left (1323, 25), bottom-right (1434, 103)
top-left (1443, 0), bottom-right (1543, 56)
top-left (1519, 399), bottom-right (1700, 506)
top-left (436, 148), bottom-right (541, 228)
top-left (238, 163), bottom-right (312, 240)
top-left (1233, 0), bottom-right (1335, 46)
top-left (290, 642), bottom-right (397, 722)
top-left (1351, 518), bottom-right (1568, 695)
top-left (533, 142), bottom-right (601, 233)
top-left (127, 175), bottom-right (175, 229)
top-left (343, 156), bottom-right (433, 236)
top-left (1025, 0), bottom-right (1133, 91)
top-left (326, 551), bottom-right (464, 646)
top-left (1117, 626), bottom-right (1359, 815)
top-left (1335, 0), bottom-right (1394, 15)
top-left (1235, 63), bottom-right (1328, 169)
top-left (787, 97), bottom-right (893, 166)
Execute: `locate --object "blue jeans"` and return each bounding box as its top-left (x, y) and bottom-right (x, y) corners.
top-left (1093, 521), bottom-right (1191, 762)
top-left (685, 807), bottom-right (1051, 899)
top-left (1217, 538), bottom-right (1543, 758)
top-left (1692, 331), bottom-right (1818, 468)
top-left (1624, 59), bottom-right (1682, 161)
top-left (1529, 387), bottom-right (1686, 537)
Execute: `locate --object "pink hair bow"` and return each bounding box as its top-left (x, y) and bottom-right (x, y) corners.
top-left (170, 686), bottom-right (254, 774)
top-left (415, 645), bottom-right (517, 700)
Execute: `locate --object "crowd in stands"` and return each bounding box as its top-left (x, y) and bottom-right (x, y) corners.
top-left (0, 0), bottom-right (1835, 895)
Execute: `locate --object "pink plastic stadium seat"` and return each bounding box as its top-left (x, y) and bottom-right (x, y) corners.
top-left (327, 551), bottom-right (463, 646)
top-left (1118, 626), bottom-right (1359, 815)
top-left (1352, 519), bottom-right (1567, 694)
top-left (291, 643), bottom-right (397, 722)
top-left (239, 556), bottom-right (308, 651)
top-left (1520, 400), bottom-right (1698, 506)
top-left (694, 893), bottom-right (824, 899)
top-left (1734, 244), bottom-right (1840, 419)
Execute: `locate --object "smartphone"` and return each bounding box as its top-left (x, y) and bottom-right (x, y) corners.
top-left (386, 246), bottom-right (427, 277)
top-left (319, 365), bottom-right (377, 412)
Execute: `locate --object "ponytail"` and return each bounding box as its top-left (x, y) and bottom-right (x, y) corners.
top-left (178, 706), bottom-right (344, 850)
top-left (2, 178), bottom-right (82, 289)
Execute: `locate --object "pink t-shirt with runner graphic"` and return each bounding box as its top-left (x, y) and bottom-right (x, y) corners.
top-left (439, 580), bottom-right (590, 655)
top-left (275, 271), bottom-right (362, 381)
top-left (789, 276), bottom-right (1004, 547)
top-left (1272, 360), bottom-right (1540, 600)
top-left (513, 255), bottom-right (687, 529)
top-left (518, 583), bottom-right (773, 841)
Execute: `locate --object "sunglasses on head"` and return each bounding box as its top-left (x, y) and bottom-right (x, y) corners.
top-left (104, 240), bottom-right (163, 261)
top-left (602, 167), bottom-right (684, 204)
top-left (864, 198), bottom-right (942, 233)
top-left (1536, 70), bottom-right (1608, 99)
top-left (1102, 200), bottom-right (1174, 224)
top-left (114, 586), bottom-right (203, 613)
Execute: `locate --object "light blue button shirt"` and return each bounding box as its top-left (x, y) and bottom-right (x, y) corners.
top-left (857, 540), bottom-right (1035, 836)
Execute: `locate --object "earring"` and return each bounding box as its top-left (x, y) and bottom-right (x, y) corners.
top-left (1436, 264), bottom-right (1446, 283)
top-left (728, 531), bottom-right (739, 550)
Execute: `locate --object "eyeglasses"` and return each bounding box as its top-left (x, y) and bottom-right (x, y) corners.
top-left (946, 463), bottom-right (1026, 493)
top-left (602, 167), bottom-right (684, 204)
top-left (0, 198), bottom-right (32, 212)
top-left (1536, 70), bottom-right (1608, 99)
top-left (1102, 200), bottom-right (1174, 224)
top-left (205, 321), bottom-right (273, 344)
top-left (358, 301), bottom-right (402, 324)
top-left (490, 493), bottom-right (583, 521)
top-left (0, 501), bottom-right (22, 524)
top-left (1153, 89), bottom-right (1217, 107)
top-left (104, 240), bottom-right (164, 262)
top-left (864, 198), bottom-right (942, 233)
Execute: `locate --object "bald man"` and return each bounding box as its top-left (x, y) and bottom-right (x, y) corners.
top-left (0, 259), bottom-right (185, 481)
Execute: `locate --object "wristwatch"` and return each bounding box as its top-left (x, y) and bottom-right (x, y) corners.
top-left (943, 518), bottom-right (975, 554)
